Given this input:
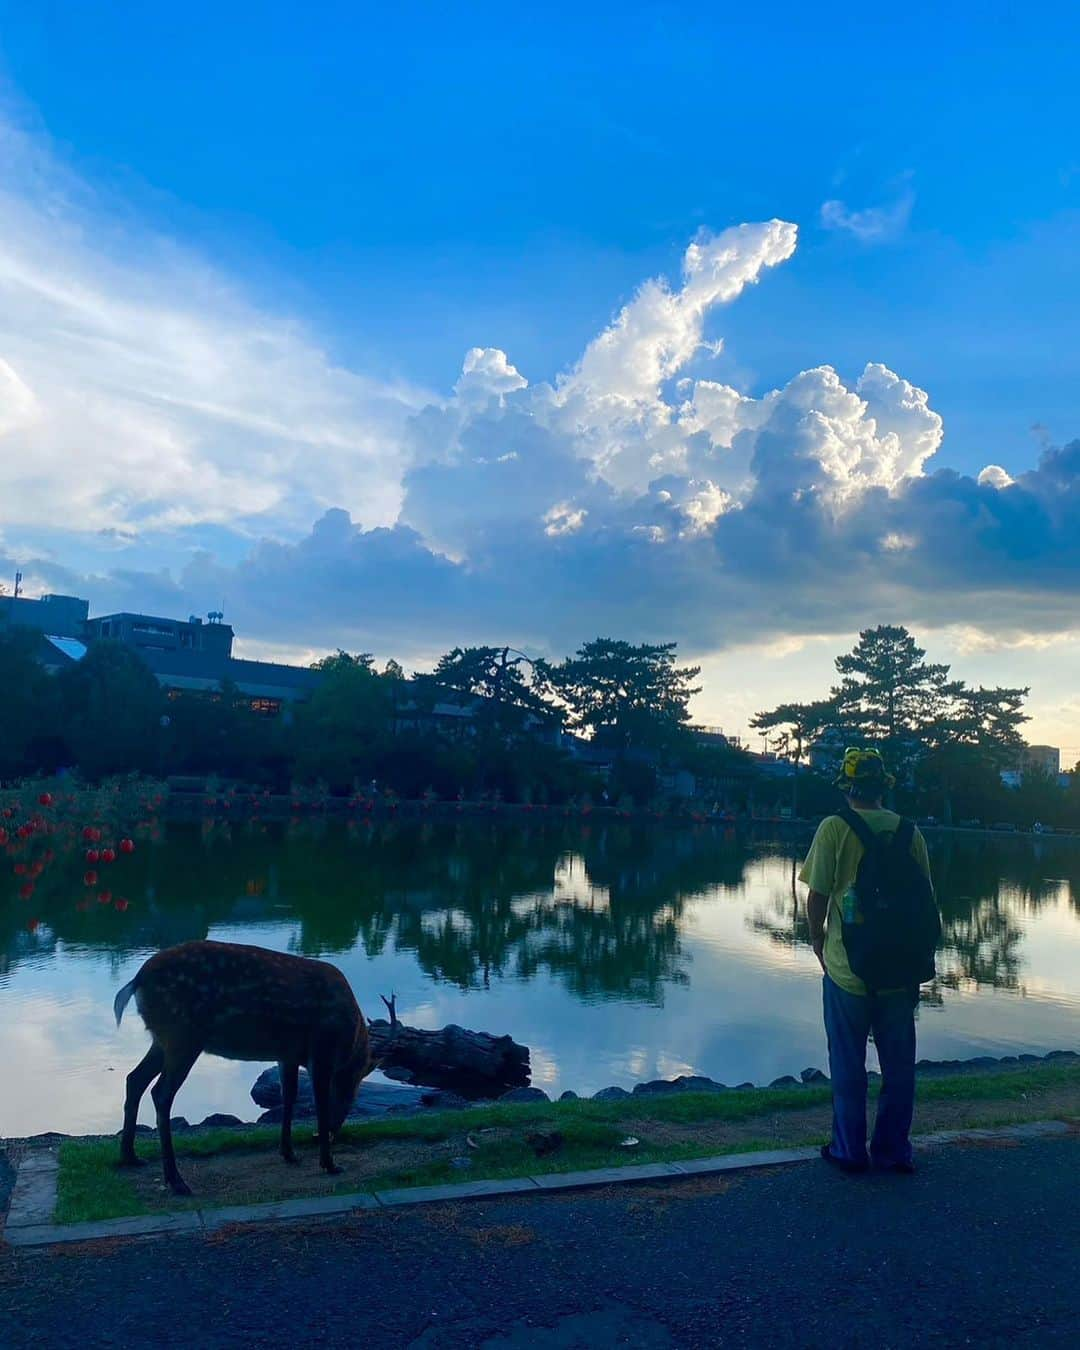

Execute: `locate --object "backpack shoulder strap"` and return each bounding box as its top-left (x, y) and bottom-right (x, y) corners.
top-left (837, 804), bottom-right (879, 852)
top-left (892, 817), bottom-right (916, 853)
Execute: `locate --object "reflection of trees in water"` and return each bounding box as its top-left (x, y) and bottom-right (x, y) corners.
top-left (748, 832), bottom-right (1080, 993)
top-left (0, 820), bottom-right (749, 1002)
top-left (3, 820), bottom-right (1077, 1001)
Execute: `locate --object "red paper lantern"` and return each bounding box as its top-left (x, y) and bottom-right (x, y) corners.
top-left (84, 869), bottom-right (98, 887)
top-left (86, 848), bottom-right (100, 863)
top-left (100, 847), bottom-right (117, 864)
top-left (119, 838), bottom-right (135, 855)
top-left (38, 793), bottom-right (53, 807)
top-left (19, 882), bottom-right (34, 900)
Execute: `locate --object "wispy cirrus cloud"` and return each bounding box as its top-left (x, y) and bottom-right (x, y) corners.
top-left (820, 189), bottom-right (915, 242)
top-left (0, 115), bottom-right (427, 546)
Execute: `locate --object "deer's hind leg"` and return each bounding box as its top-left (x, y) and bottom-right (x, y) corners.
top-left (119, 1043), bottom-right (164, 1167)
top-left (151, 1044), bottom-right (201, 1196)
top-left (279, 1060), bottom-right (300, 1165)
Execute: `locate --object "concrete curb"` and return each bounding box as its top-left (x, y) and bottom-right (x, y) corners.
top-left (3, 1120), bottom-right (1072, 1249)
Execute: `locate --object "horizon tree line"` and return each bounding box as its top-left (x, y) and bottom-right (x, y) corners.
top-left (1, 620), bottom-right (1077, 825)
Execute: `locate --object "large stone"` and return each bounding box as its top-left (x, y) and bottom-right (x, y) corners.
top-left (198, 1113), bottom-right (245, 1129)
top-left (251, 1065), bottom-right (435, 1119)
top-left (768, 1076), bottom-right (800, 1089)
top-left (251, 1065), bottom-right (313, 1110)
top-left (498, 1086), bottom-right (550, 1103)
top-left (422, 1090), bottom-right (472, 1111)
top-left (632, 1075), bottom-right (726, 1095)
top-left (800, 1068), bottom-right (829, 1084)
top-left (559, 1090), bottom-right (579, 1101)
top-left (592, 1086), bottom-right (630, 1101)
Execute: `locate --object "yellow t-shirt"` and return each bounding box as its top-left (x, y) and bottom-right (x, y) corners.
top-left (798, 809), bottom-right (933, 996)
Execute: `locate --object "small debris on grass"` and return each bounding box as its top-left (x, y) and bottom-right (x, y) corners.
top-left (525, 1130), bottom-right (564, 1158)
top-left (619, 1136), bottom-right (640, 1149)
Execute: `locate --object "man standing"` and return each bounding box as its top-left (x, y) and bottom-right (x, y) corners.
top-left (799, 748), bottom-right (936, 1174)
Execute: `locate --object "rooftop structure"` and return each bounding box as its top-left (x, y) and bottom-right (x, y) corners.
top-left (84, 611), bottom-right (235, 658)
top-left (0, 592), bottom-right (89, 640)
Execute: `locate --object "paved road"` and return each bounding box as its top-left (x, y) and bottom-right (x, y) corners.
top-left (1, 1137), bottom-right (1076, 1348)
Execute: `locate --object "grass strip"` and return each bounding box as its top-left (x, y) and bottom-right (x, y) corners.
top-left (53, 1062), bottom-right (1079, 1224)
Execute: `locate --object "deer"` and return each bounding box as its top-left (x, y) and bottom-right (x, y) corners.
top-left (114, 939), bottom-right (392, 1196)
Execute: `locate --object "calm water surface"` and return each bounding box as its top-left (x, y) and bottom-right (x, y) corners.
top-left (2, 820), bottom-right (1078, 1136)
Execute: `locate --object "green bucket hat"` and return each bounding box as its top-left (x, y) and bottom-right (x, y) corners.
top-left (834, 746), bottom-right (896, 792)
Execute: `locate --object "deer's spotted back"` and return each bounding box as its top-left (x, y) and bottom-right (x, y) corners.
top-left (134, 939), bottom-right (365, 1065)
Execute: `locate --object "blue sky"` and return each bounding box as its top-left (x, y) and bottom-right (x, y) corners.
top-left (0, 2), bottom-right (1079, 752)
top-left (4, 1), bottom-right (1077, 463)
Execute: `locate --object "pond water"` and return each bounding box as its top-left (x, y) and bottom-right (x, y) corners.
top-left (2, 819), bottom-right (1078, 1137)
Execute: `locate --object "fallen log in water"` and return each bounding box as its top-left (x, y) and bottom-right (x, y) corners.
top-left (250, 1006), bottom-right (530, 1110)
top-left (367, 1004), bottom-right (531, 1096)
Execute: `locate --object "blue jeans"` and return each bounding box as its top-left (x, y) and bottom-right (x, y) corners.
top-left (822, 974), bottom-right (917, 1167)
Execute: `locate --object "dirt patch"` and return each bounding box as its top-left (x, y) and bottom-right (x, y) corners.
top-left (623, 1175), bottom-right (740, 1216)
top-left (128, 1133), bottom-right (460, 1212)
top-left (632, 1084), bottom-right (1080, 1153)
top-left (420, 1210), bottom-right (536, 1249)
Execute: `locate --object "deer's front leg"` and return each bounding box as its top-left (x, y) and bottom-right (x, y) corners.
top-left (279, 1060), bottom-right (299, 1165)
top-left (311, 1060), bottom-right (342, 1175)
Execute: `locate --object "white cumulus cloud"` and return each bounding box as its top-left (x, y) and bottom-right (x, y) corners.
top-left (2, 115), bottom-right (1078, 673)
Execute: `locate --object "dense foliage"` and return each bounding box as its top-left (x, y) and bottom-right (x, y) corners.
top-left (2, 621), bottom-right (1075, 826)
top-left (754, 625), bottom-right (1077, 827)
top-left (0, 631), bottom-right (730, 808)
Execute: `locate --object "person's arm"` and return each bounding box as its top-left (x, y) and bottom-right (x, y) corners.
top-left (798, 818), bottom-right (838, 973)
top-left (912, 827), bottom-right (934, 894)
top-left (807, 891), bottom-right (829, 971)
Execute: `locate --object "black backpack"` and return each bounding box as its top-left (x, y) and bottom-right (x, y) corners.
top-left (837, 806), bottom-right (941, 991)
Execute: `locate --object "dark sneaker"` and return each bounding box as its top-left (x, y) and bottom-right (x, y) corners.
top-left (820, 1144), bottom-right (869, 1174)
top-left (873, 1157), bottom-right (916, 1175)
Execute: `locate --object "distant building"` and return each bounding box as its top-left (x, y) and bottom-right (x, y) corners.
top-left (84, 611), bottom-right (235, 659)
top-left (690, 725), bottom-right (744, 751)
top-left (1020, 745), bottom-right (1061, 777)
top-left (80, 610), bottom-right (326, 715)
top-left (1001, 744), bottom-right (1066, 791)
top-left (0, 592), bottom-right (89, 640)
top-left (135, 649), bottom-right (323, 713)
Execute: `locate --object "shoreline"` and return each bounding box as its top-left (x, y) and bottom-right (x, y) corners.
top-left (4, 1048), bottom-right (1076, 1153)
top-left (7, 1056), bottom-right (1077, 1237)
top-left (161, 792), bottom-right (1080, 839)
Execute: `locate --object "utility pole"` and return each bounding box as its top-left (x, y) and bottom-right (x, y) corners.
top-left (13, 571), bottom-right (22, 599)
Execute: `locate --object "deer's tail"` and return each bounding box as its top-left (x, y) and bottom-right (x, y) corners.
top-left (114, 977), bottom-right (139, 1027)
